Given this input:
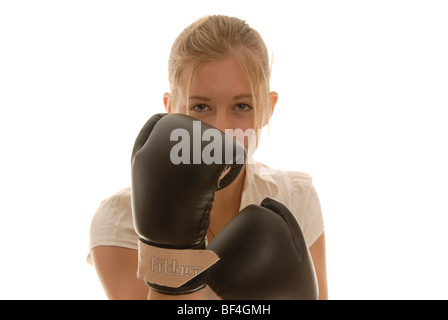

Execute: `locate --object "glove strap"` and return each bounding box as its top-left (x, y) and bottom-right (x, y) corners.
top-left (137, 240), bottom-right (220, 289)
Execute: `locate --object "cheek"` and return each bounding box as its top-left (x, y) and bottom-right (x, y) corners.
top-left (226, 118), bottom-right (258, 154)
top-left (185, 113), bottom-right (214, 128)
top-left (228, 114), bottom-right (254, 131)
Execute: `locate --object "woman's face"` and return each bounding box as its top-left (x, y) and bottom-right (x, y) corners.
top-left (164, 56), bottom-right (278, 151)
top-left (165, 57), bottom-right (255, 132)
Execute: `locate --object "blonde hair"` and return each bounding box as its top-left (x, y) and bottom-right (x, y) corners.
top-left (168, 15), bottom-right (272, 130)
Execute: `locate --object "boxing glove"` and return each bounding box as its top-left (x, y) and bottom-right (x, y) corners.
top-left (131, 113), bottom-right (246, 295)
top-left (207, 197), bottom-right (319, 300)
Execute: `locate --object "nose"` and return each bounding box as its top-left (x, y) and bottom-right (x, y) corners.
top-left (209, 111), bottom-right (231, 133)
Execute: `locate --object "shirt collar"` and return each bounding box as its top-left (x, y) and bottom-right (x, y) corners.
top-left (241, 158), bottom-right (279, 202)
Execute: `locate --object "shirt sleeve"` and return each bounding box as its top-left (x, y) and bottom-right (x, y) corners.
top-left (288, 173), bottom-right (325, 248)
top-left (300, 184), bottom-right (325, 247)
top-left (87, 187), bottom-right (139, 265)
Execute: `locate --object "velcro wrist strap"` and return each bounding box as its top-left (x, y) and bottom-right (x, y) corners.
top-left (137, 240), bottom-right (220, 288)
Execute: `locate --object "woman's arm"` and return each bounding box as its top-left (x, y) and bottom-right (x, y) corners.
top-left (92, 239), bottom-right (328, 300)
top-left (91, 246), bottom-right (205, 300)
top-left (309, 232), bottom-right (329, 300)
top-left (90, 246), bottom-right (149, 300)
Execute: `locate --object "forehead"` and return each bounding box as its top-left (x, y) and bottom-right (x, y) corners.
top-left (179, 57), bottom-right (251, 97)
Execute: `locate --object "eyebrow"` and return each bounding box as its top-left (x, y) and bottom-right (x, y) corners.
top-left (189, 94), bottom-right (253, 101)
top-left (232, 94), bottom-right (253, 101)
top-left (189, 95), bottom-right (211, 101)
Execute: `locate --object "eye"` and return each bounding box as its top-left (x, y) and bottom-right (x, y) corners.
top-left (189, 104), bottom-right (210, 112)
top-left (234, 104), bottom-right (253, 112)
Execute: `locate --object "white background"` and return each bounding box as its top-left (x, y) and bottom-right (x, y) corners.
top-left (1, 0), bottom-right (447, 299)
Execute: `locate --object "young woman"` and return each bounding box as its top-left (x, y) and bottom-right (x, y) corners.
top-left (88, 15), bottom-right (328, 300)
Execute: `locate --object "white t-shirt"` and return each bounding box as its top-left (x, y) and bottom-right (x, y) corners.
top-left (87, 161), bottom-right (324, 264)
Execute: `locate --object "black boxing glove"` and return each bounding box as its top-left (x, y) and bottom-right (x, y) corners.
top-left (207, 197), bottom-right (319, 300)
top-left (131, 113), bottom-right (246, 295)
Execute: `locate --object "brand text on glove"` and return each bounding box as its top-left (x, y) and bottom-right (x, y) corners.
top-left (151, 257), bottom-right (202, 277)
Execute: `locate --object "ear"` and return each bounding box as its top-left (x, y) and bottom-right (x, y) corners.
top-left (163, 93), bottom-right (172, 113)
top-left (270, 91), bottom-right (278, 115)
top-left (262, 91), bottom-right (279, 127)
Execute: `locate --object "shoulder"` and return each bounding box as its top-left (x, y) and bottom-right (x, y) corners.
top-left (246, 161), bottom-right (324, 247)
top-left (88, 187), bottom-right (138, 264)
top-left (271, 165), bottom-right (314, 193)
top-left (248, 161), bottom-right (313, 202)
top-left (91, 187), bottom-right (133, 229)
top-left (96, 187), bottom-right (132, 214)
